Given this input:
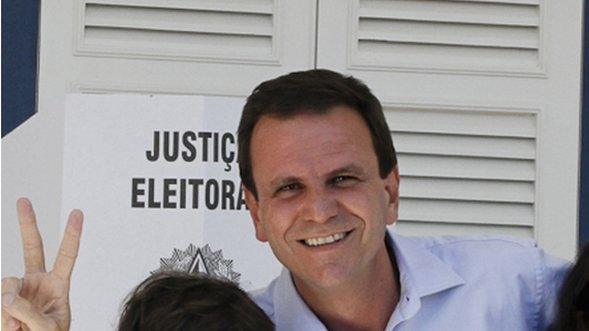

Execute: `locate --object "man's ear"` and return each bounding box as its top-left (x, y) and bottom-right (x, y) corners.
top-left (384, 165), bottom-right (400, 225)
top-left (243, 186), bottom-right (268, 242)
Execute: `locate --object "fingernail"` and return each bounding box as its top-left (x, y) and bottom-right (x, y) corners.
top-left (2, 293), bottom-right (15, 307)
top-left (70, 210), bottom-right (83, 230)
top-left (17, 198), bottom-right (31, 211)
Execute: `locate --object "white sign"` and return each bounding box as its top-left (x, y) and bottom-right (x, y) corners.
top-left (62, 94), bottom-right (281, 330)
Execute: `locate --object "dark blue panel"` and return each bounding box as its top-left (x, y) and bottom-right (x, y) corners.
top-left (2, 0), bottom-right (40, 137)
top-left (580, 0), bottom-right (589, 247)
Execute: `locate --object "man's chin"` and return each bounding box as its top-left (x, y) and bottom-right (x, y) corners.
top-left (291, 264), bottom-right (357, 291)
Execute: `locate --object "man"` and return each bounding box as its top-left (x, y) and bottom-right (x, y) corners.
top-left (2, 70), bottom-right (568, 330)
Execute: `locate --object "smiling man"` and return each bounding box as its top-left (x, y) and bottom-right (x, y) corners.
top-left (244, 106), bottom-right (399, 330)
top-left (236, 70), bottom-right (569, 330)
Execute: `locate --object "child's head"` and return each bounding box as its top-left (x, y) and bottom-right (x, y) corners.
top-left (118, 271), bottom-right (274, 331)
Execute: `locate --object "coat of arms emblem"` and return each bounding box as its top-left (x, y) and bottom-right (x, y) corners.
top-left (154, 244), bottom-right (241, 283)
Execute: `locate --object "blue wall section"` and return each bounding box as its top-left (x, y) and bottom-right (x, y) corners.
top-left (580, 0), bottom-right (589, 248)
top-left (2, 0), bottom-right (40, 137)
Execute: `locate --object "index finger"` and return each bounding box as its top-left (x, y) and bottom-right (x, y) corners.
top-left (16, 198), bottom-right (46, 274)
top-left (52, 210), bottom-right (83, 281)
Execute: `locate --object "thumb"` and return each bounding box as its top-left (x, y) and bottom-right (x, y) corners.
top-left (2, 292), bottom-right (50, 331)
top-left (2, 277), bottom-right (22, 330)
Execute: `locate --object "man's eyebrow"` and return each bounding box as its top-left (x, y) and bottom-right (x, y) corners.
top-left (325, 164), bottom-right (366, 178)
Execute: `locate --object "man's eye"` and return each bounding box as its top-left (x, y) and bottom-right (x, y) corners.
top-left (332, 175), bottom-right (356, 185)
top-left (278, 183), bottom-right (299, 193)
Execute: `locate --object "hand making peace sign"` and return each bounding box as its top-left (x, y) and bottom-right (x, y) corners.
top-left (2, 198), bottom-right (83, 331)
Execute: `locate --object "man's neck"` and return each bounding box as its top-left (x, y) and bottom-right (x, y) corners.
top-left (293, 241), bottom-right (400, 331)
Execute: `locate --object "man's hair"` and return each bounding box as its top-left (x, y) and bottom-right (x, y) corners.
top-left (238, 69), bottom-right (397, 199)
top-left (550, 244), bottom-right (589, 331)
top-left (117, 271), bottom-right (274, 331)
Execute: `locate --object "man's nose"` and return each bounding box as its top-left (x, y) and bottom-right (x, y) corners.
top-left (300, 188), bottom-right (338, 223)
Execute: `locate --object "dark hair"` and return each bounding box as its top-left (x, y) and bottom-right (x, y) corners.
top-left (238, 69), bottom-right (397, 199)
top-left (551, 244), bottom-right (589, 331)
top-left (117, 271), bottom-right (274, 331)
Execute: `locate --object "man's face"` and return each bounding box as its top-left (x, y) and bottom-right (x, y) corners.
top-left (244, 106), bottom-right (399, 289)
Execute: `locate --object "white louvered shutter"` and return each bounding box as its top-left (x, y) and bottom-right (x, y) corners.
top-left (69, 0), bottom-right (316, 94)
top-left (353, 0), bottom-right (541, 74)
top-left (79, 0), bottom-right (278, 63)
top-left (317, 0), bottom-right (582, 259)
top-left (390, 107), bottom-right (536, 235)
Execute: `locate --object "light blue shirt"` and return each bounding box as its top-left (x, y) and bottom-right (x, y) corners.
top-left (251, 230), bottom-right (569, 330)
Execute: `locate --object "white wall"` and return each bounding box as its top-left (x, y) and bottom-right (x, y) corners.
top-left (2, 0), bottom-right (72, 277)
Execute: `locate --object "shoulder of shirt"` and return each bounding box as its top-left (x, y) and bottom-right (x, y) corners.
top-left (248, 277), bottom-right (278, 319)
top-left (403, 234), bottom-right (548, 270)
top-left (402, 234), bottom-right (569, 329)
top-left (405, 234), bottom-right (572, 278)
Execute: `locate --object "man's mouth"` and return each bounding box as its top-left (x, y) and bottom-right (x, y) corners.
top-left (300, 230), bottom-right (352, 247)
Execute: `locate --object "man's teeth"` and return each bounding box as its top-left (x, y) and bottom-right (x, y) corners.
top-left (303, 232), bottom-right (347, 247)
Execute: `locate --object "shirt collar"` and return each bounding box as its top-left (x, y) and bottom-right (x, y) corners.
top-left (388, 231), bottom-right (465, 298)
top-left (271, 230), bottom-right (466, 330)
